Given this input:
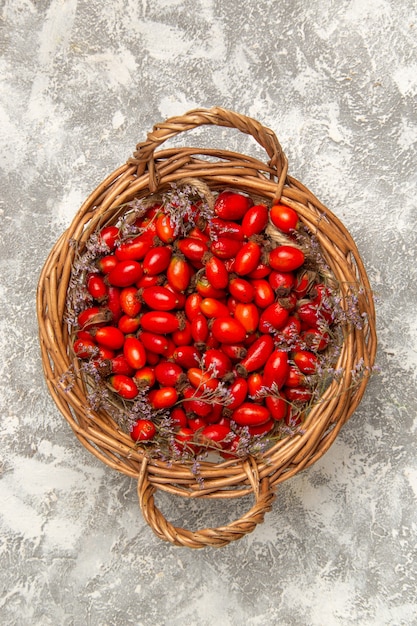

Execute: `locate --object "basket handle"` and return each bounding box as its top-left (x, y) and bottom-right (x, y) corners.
top-left (129, 106), bottom-right (288, 196)
top-left (137, 458), bottom-right (276, 548)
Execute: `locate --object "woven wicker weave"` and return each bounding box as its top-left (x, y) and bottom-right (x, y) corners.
top-left (37, 107), bottom-right (377, 548)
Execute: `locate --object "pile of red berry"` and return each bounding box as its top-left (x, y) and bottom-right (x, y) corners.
top-left (69, 187), bottom-right (340, 459)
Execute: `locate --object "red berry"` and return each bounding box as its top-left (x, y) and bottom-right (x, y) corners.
top-left (131, 419), bottom-right (156, 441)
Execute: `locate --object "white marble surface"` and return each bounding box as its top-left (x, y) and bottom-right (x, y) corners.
top-left (1, 1), bottom-right (417, 624)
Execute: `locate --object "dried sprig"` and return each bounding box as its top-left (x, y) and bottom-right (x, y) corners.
top-left (160, 181), bottom-right (214, 237)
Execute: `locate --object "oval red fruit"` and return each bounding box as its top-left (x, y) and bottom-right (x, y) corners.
top-left (109, 374), bottom-right (138, 399)
top-left (99, 225), bottom-right (120, 251)
top-left (259, 302), bottom-right (289, 333)
top-left (139, 331), bottom-right (170, 355)
top-left (171, 407), bottom-right (188, 428)
top-left (268, 270), bottom-right (295, 294)
top-left (172, 320), bottom-right (193, 346)
top-left (268, 246), bottom-right (305, 273)
top-left (123, 336), bottom-right (147, 370)
top-left (297, 302), bottom-right (333, 329)
top-left (106, 286), bottom-right (123, 323)
top-left (263, 350), bottom-right (289, 390)
top-left (200, 297), bottom-right (230, 319)
top-left (208, 218), bottom-right (245, 241)
top-left (96, 254), bottom-right (118, 274)
top-left (202, 349), bottom-right (232, 378)
top-left (110, 354), bottom-right (136, 376)
top-left (214, 190), bottom-right (253, 220)
top-left (191, 313), bottom-right (209, 343)
top-left (77, 306), bottom-right (110, 330)
top-left (130, 419), bottom-right (156, 441)
top-left (247, 372), bottom-right (264, 398)
top-left (232, 403), bottom-right (271, 426)
top-left (185, 293), bottom-right (203, 320)
top-left (265, 395), bottom-right (288, 421)
top-left (134, 366), bottom-right (156, 388)
top-left (210, 237), bottom-right (242, 260)
top-left (300, 328), bottom-right (330, 352)
top-left (172, 345), bottom-right (202, 369)
top-left (120, 286), bottom-right (141, 317)
top-left (115, 233), bottom-right (153, 261)
top-left (199, 424), bottom-right (232, 446)
top-left (148, 387), bottom-right (178, 409)
top-left (118, 314), bottom-right (141, 334)
top-left (239, 334), bottom-right (275, 373)
top-left (228, 377), bottom-right (248, 410)
top-left (234, 303), bottom-right (259, 335)
top-left (94, 326), bottom-right (125, 350)
top-left (241, 204), bottom-right (269, 237)
top-left (251, 279), bottom-right (275, 309)
top-left (229, 277), bottom-right (255, 303)
top-left (107, 260), bottom-right (143, 287)
top-left (166, 256), bottom-right (193, 293)
top-left (284, 387), bottom-right (313, 403)
top-left (205, 255), bottom-right (229, 290)
top-left (177, 238), bottom-right (208, 263)
top-left (73, 337), bottom-right (97, 359)
top-left (234, 241), bottom-right (262, 276)
top-left (140, 311), bottom-right (180, 334)
top-left (155, 213), bottom-right (176, 243)
top-left (87, 274), bottom-right (108, 300)
top-left (142, 246), bottom-right (172, 275)
top-left (154, 361), bottom-right (184, 387)
top-left (270, 203), bottom-right (299, 233)
top-left (246, 419), bottom-right (275, 437)
top-left (211, 316), bottom-right (247, 344)
top-left (141, 285), bottom-right (179, 311)
top-left (292, 350), bottom-right (319, 374)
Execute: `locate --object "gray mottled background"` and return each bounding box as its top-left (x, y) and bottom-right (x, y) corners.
top-left (1, 1), bottom-right (417, 625)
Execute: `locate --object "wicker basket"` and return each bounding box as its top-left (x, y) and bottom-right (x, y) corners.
top-left (37, 107), bottom-right (377, 548)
